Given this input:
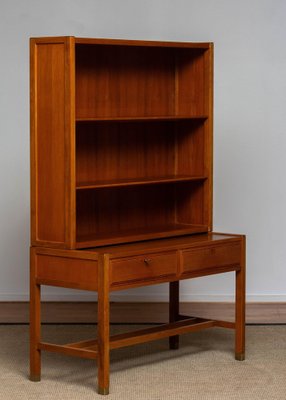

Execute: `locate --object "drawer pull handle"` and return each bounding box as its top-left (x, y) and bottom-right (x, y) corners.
top-left (144, 258), bottom-right (152, 265)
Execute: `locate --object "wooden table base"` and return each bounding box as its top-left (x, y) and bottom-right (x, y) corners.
top-left (30, 233), bottom-right (246, 395)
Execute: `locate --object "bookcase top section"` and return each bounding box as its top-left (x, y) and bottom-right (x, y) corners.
top-left (30, 36), bottom-right (213, 249)
top-left (30, 36), bottom-right (213, 49)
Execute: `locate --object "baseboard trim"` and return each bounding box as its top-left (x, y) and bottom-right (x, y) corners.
top-left (1, 293), bottom-right (286, 302)
top-left (0, 301), bottom-right (285, 324)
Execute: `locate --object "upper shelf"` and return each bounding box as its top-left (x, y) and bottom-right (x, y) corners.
top-left (74, 37), bottom-right (212, 49)
top-left (76, 175), bottom-right (207, 190)
top-left (76, 116), bottom-right (208, 123)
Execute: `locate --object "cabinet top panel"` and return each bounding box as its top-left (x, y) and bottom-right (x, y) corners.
top-left (30, 36), bottom-right (212, 49)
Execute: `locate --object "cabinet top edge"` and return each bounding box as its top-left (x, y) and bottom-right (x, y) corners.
top-left (30, 36), bottom-right (213, 49)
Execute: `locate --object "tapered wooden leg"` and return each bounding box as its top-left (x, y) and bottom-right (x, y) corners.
top-left (235, 236), bottom-right (246, 361)
top-left (169, 281), bottom-right (180, 349)
top-left (30, 247), bottom-right (41, 381)
top-left (97, 254), bottom-right (110, 395)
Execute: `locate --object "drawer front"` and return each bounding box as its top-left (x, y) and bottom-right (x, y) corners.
top-left (111, 252), bottom-right (178, 287)
top-left (182, 242), bottom-right (241, 275)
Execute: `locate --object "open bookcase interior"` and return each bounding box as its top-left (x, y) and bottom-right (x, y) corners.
top-left (76, 120), bottom-right (206, 185)
top-left (74, 43), bottom-right (212, 248)
top-left (76, 181), bottom-right (207, 247)
top-left (75, 44), bottom-right (207, 119)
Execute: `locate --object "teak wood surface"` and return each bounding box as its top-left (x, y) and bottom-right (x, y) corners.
top-left (30, 233), bottom-right (246, 395)
top-left (30, 36), bottom-right (245, 395)
top-left (30, 36), bottom-right (213, 249)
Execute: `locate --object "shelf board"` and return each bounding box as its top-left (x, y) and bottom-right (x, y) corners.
top-left (76, 175), bottom-right (207, 190)
top-left (75, 37), bottom-right (211, 49)
top-left (76, 115), bottom-right (208, 123)
top-left (76, 224), bottom-right (208, 248)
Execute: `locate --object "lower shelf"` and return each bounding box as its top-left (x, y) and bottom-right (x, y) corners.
top-left (76, 223), bottom-right (208, 248)
top-left (38, 317), bottom-right (235, 360)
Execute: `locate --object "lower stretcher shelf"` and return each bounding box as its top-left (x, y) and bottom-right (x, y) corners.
top-left (38, 316), bottom-right (236, 360)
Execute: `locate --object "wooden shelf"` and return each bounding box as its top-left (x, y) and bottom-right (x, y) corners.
top-left (76, 175), bottom-right (207, 190)
top-left (75, 37), bottom-right (211, 49)
top-left (76, 223), bottom-right (208, 248)
top-left (76, 116), bottom-right (208, 122)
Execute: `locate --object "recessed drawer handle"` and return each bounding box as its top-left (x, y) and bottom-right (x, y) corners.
top-left (144, 258), bottom-right (152, 265)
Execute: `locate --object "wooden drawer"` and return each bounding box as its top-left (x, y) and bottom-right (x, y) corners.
top-left (182, 242), bottom-right (241, 275)
top-left (110, 251), bottom-right (178, 287)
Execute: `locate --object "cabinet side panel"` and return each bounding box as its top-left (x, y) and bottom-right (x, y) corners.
top-left (31, 41), bottom-right (66, 244)
top-left (176, 49), bottom-right (205, 116)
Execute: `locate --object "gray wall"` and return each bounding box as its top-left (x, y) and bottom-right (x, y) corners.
top-left (0, 0), bottom-right (285, 301)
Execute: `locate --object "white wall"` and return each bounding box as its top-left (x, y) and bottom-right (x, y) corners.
top-left (0, 0), bottom-right (285, 302)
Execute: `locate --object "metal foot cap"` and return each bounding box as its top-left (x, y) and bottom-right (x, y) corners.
top-left (98, 386), bottom-right (109, 395)
top-left (235, 352), bottom-right (245, 361)
top-left (30, 374), bottom-right (41, 382)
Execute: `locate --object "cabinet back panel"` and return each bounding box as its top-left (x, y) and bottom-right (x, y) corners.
top-left (76, 185), bottom-right (176, 237)
top-left (76, 181), bottom-right (206, 240)
top-left (76, 45), bottom-right (207, 118)
top-left (76, 45), bottom-right (175, 118)
top-left (76, 122), bottom-right (176, 183)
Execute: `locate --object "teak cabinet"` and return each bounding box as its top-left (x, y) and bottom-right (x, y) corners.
top-left (30, 36), bottom-right (213, 249)
top-left (30, 37), bottom-right (245, 396)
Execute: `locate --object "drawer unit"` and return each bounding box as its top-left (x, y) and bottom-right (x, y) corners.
top-left (181, 242), bottom-right (241, 275)
top-left (110, 251), bottom-right (178, 287)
